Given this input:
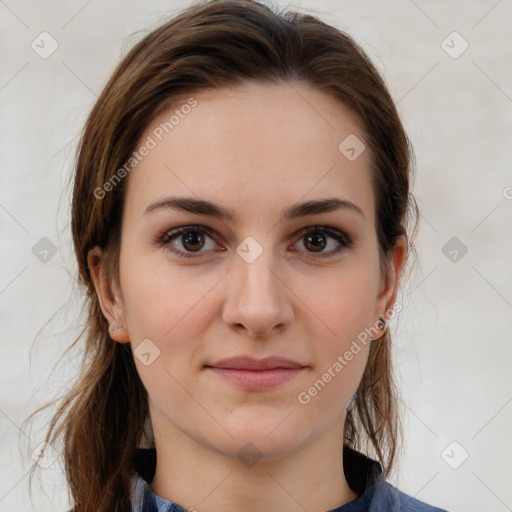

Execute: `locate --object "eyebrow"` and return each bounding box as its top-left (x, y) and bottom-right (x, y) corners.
top-left (144, 196), bottom-right (365, 222)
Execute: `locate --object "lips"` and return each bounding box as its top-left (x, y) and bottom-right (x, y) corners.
top-left (205, 355), bottom-right (306, 370)
top-left (204, 356), bottom-right (307, 390)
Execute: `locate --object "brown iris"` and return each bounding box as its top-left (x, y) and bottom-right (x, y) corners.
top-left (181, 231), bottom-right (205, 252)
top-left (304, 232), bottom-right (327, 252)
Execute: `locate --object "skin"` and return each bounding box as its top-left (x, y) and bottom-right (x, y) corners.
top-left (88, 81), bottom-right (406, 512)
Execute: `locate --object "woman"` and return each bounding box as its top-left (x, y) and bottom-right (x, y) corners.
top-left (30, 0), bottom-right (449, 510)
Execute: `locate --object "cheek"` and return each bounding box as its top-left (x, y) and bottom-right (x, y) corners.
top-left (125, 267), bottom-right (213, 415)
top-left (300, 259), bottom-right (379, 400)
top-left (308, 289), bottom-right (373, 392)
top-left (120, 258), bottom-right (224, 407)
top-left (120, 250), bottom-right (219, 343)
top-left (305, 259), bottom-right (381, 342)
top-left (296, 293), bottom-right (372, 418)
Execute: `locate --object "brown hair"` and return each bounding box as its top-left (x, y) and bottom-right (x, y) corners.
top-left (27, 1), bottom-right (417, 510)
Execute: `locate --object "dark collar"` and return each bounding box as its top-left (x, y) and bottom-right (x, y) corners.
top-left (132, 445), bottom-right (383, 495)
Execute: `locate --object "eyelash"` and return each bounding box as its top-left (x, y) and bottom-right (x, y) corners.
top-left (158, 224), bottom-right (353, 260)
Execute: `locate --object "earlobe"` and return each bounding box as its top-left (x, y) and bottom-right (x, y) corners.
top-left (87, 246), bottom-right (130, 344)
top-left (107, 322), bottom-right (131, 343)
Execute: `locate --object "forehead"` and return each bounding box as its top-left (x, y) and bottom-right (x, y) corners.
top-left (123, 81), bottom-right (374, 225)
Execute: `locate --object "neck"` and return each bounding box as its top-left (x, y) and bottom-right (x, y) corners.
top-left (149, 417), bottom-right (359, 512)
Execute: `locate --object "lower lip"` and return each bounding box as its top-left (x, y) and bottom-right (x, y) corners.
top-left (205, 367), bottom-right (306, 389)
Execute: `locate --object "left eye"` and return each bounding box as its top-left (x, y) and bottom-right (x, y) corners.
top-left (159, 225), bottom-right (352, 259)
top-left (293, 225), bottom-right (352, 256)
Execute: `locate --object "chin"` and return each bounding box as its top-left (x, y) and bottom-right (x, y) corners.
top-left (206, 415), bottom-right (313, 462)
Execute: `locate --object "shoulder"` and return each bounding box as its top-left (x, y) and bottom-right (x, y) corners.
top-left (341, 446), bottom-right (449, 512)
top-left (370, 478), bottom-right (450, 512)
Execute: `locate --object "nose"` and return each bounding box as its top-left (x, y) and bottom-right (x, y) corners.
top-left (222, 248), bottom-right (293, 339)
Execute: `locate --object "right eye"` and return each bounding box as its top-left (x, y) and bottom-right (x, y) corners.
top-left (159, 225), bottom-right (223, 259)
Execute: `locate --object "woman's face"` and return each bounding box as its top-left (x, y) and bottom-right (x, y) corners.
top-left (93, 81), bottom-right (403, 461)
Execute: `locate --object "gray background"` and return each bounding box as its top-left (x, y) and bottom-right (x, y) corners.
top-left (1, 1), bottom-right (511, 511)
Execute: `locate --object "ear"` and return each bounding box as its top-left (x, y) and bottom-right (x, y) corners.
top-left (87, 246), bottom-right (130, 344)
top-left (374, 235), bottom-right (407, 326)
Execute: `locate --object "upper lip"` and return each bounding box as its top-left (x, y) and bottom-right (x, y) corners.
top-left (206, 356), bottom-right (306, 370)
